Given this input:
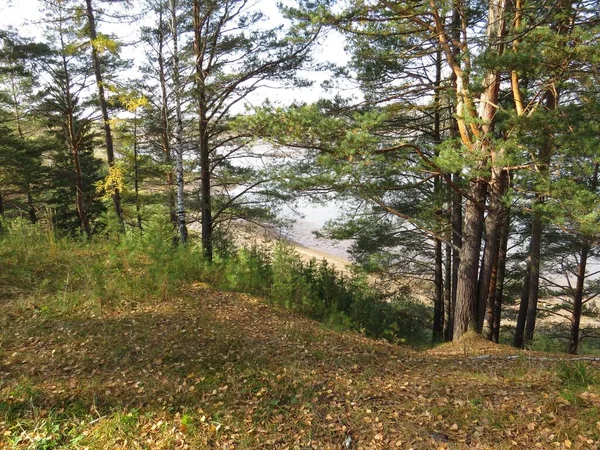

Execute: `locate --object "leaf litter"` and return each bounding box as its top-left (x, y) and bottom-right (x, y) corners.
top-left (1, 284), bottom-right (600, 449)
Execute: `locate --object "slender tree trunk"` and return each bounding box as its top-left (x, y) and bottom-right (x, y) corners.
top-left (443, 242), bottom-right (453, 341)
top-left (59, 38), bottom-right (91, 239)
top-left (442, 3), bottom-right (463, 342)
top-left (523, 92), bottom-right (555, 345)
top-left (523, 215), bottom-right (543, 345)
top-left (432, 48), bottom-right (444, 342)
top-left (569, 243), bottom-right (589, 354)
top-left (514, 254), bottom-right (531, 348)
top-left (522, 0), bottom-right (573, 346)
top-left (85, 0), bottom-right (123, 227)
top-left (433, 238), bottom-right (444, 341)
top-left (492, 210), bottom-right (510, 343)
top-left (448, 180), bottom-right (462, 342)
top-left (133, 113), bottom-right (142, 230)
top-left (171, 0), bottom-right (188, 245)
top-left (193, 0), bottom-right (212, 259)
top-left (157, 5), bottom-right (176, 227)
top-left (569, 163), bottom-right (597, 354)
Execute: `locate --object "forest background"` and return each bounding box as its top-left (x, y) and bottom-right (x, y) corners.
top-left (1, 0), bottom-right (600, 357)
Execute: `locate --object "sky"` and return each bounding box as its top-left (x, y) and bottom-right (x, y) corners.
top-left (0, 0), bottom-right (354, 107)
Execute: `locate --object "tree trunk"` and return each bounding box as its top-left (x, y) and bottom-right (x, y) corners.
top-left (59, 40), bottom-right (91, 239)
top-left (193, 0), bottom-right (212, 259)
top-left (443, 242), bottom-right (453, 341)
top-left (522, 0), bottom-right (572, 345)
top-left (133, 114), bottom-right (142, 230)
top-left (433, 237), bottom-right (444, 342)
top-left (450, 0), bottom-right (506, 340)
top-left (448, 182), bottom-right (462, 341)
top-left (432, 48), bottom-right (444, 342)
top-left (492, 210), bottom-right (510, 343)
top-left (569, 243), bottom-right (589, 354)
top-left (481, 168), bottom-right (508, 339)
top-left (454, 180), bottom-right (487, 338)
top-left (85, 0), bottom-right (123, 227)
top-left (523, 215), bottom-right (542, 345)
top-left (171, 0), bottom-right (188, 245)
top-left (444, 4), bottom-right (462, 343)
top-left (523, 91), bottom-right (555, 346)
top-left (158, 5), bottom-right (176, 227)
top-left (569, 163), bottom-right (597, 354)
top-left (514, 254), bottom-right (531, 348)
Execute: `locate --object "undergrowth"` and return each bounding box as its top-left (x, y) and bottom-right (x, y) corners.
top-left (0, 216), bottom-right (431, 346)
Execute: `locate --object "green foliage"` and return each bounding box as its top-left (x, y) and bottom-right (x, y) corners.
top-left (208, 240), bottom-right (431, 345)
top-left (556, 361), bottom-right (599, 389)
top-left (0, 219), bottom-right (431, 347)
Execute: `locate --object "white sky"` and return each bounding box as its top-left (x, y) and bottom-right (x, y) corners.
top-left (0, 0), bottom-right (354, 107)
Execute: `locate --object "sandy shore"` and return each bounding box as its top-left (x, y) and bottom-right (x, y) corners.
top-left (226, 221), bottom-right (351, 273)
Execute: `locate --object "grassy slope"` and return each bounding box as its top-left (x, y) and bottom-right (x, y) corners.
top-left (2, 282), bottom-right (600, 450)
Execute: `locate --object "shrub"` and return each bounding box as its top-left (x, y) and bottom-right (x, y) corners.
top-left (0, 218), bottom-right (432, 347)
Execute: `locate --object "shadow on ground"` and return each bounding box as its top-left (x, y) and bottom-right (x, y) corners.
top-left (2, 286), bottom-right (600, 449)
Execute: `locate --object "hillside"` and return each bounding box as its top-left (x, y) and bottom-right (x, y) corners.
top-left (2, 284), bottom-right (600, 449)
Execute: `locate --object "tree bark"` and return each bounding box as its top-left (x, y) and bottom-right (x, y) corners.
top-left (157, 5), bottom-right (177, 227)
top-left (433, 237), bottom-right (444, 342)
top-left (569, 163), bottom-right (598, 354)
top-left (443, 242), bottom-right (453, 341)
top-left (481, 168), bottom-right (508, 339)
top-left (454, 180), bottom-right (487, 338)
top-left (171, 0), bottom-right (189, 245)
top-left (523, 89), bottom-right (556, 346)
top-left (569, 243), bottom-right (589, 354)
top-left (447, 186), bottom-right (463, 341)
top-left (514, 252), bottom-right (531, 348)
top-left (133, 113), bottom-right (142, 230)
top-left (85, 0), bottom-right (123, 227)
top-left (193, 0), bottom-right (212, 259)
top-left (523, 214), bottom-right (543, 345)
top-left (492, 209), bottom-right (510, 343)
top-left (432, 47), bottom-right (444, 342)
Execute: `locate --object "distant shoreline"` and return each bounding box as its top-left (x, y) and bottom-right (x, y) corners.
top-left (226, 220), bottom-right (352, 273)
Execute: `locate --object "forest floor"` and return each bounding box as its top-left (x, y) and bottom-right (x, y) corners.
top-left (2, 285), bottom-right (600, 449)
